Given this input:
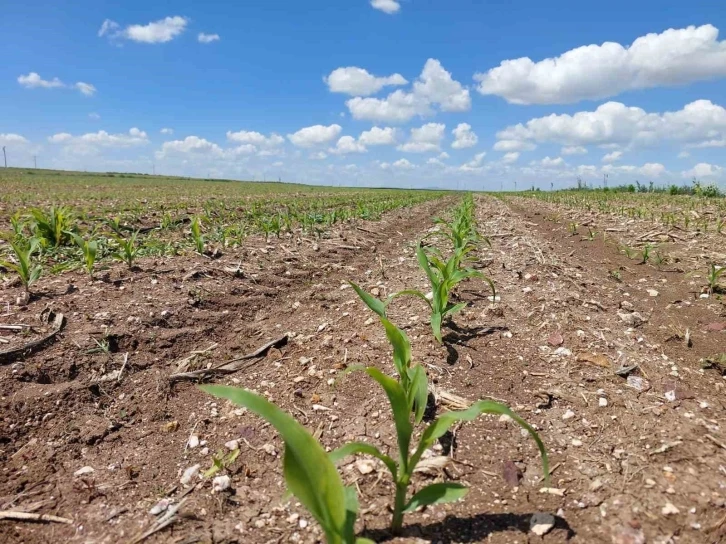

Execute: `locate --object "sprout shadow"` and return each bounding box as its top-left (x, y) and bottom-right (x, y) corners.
top-left (362, 512), bottom-right (575, 543)
top-left (443, 323), bottom-right (508, 345)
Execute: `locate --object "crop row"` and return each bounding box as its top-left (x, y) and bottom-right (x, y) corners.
top-left (202, 195), bottom-right (550, 543)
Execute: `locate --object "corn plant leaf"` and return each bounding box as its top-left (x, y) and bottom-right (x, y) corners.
top-left (200, 385), bottom-right (347, 543)
top-left (411, 400), bottom-right (549, 484)
top-left (431, 311), bottom-right (443, 343)
top-left (403, 483), bottom-right (469, 513)
top-left (407, 364), bottom-right (429, 425)
top-left (379, 317), bottom-right (411, 378)
top-left (329, 442), bottom-right (398, 479)
top-left (387, 289), bottom-right (433, 310)
top-left (364, 368), bottom-right (412, 472)
top-left (349, 282), bottom-right (387, 318)
top-left (416, 244), bottom-right (437, 287)
top-left (444, 301), bottom-right (468, 316)
top-left (343, 486), bottom-right (359, 543)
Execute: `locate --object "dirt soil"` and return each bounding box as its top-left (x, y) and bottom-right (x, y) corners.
top-left (1, 196), bottom-right (725, 544)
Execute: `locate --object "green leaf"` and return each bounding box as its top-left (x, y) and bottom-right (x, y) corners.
top-left (200, 385), bottom-right (347, 543)
top-left (416, 244), bottom-right (437, 287)
top-left (411, 400), bottom-right (549, 484)
top-left (343, 486), bottom-right (359, 543)
top-left (329, 442), bottom-right (398, 479)
top-left (407, 364), bottom-right (429, 425)
top-left (364, 368), bottom-right (412, 472)
top-left (379, 317), bottom-right (411, 378)
top-left (387, 289), bottom-right (433, 310)
top-left (349, 282), bottom-right (387, 318)
top-left (444, 301), bottom-right (468, 317)
top-left (431, 311), bottom-right (443, 343)
top-left (403, 483), bottom-right (469, 513)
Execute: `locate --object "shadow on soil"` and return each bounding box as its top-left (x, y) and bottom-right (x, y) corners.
top-left (443, 323), bottom-right (508, 346)
top-left (363, 513), bottom-right (574, 543)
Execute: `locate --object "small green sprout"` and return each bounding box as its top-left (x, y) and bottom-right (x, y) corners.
top-left (0, 237), bottom-right (43, 293)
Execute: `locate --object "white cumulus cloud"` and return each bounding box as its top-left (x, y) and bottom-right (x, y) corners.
top-left (198, 33), bottom-right (220, 44)
top-left (99, 16), bottom-right (188, 44)
top-left (371, 0), bottom-right (401, 14)
top-left (475, 24), bottom-right (726, 104)
top-left (329, 135), bottom-right (367, 154)
top-left (325, 67), bottom-right (407, 96)
top-left (681, 162), bottom-right (724, 180)
top-left (602, 151), bottom-right (623, 163)
top-left (157, 135), bottom-right (224, 158)
top-left (460, 152), bottom-right (487, 172)
top-left (502, 152), bottom-right (520, 164)
top-left (451, 123), bottom-right (478, 149)
top-left (359, 126), bottom-right (398, 146)
top-left (18, 72), bottom-right (96, 96)
top-left (562, 145), bottom-right (587, 155)
top-left (160, 128), bottom-right (174, 135)
top-left (493, 139), bottom-right (536, 152)
top-left (346, 59), bottom-right (470, 123)
top-left (397, 122), bottom-right (445, 153)
top-left (393, 158), bottom-right (415, 169)
top-left (226, 130), bottom-right (284, 147)
top-left (287, 124), bottom-right (342, 147)
top-left (0, 133), bottom-right (29, 145)
top-left (496, 99), bottom-right (726, 150)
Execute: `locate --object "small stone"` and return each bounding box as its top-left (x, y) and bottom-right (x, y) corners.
top-left (554, 347), bottom-right (572, 357)
top-left (181, 464), bottom-right (201, 485)
top-left (572, 439), bottom-right (583, 447)
top-left (611, 524), bottom-right (646, 544)
top-left (187, 435), bottom-right (200, 449)
top-left (618, 312), bottom-right (646, 327)
top-left (261, 443), bottom-right (277, 456)
top-left (562, 410), bottom-right (576, 420)
top-left (74, 466), bottom-right (95, 477)
top-left (662, 502), bottom-right (680, 516)
top-left (626, 375), bottom-right (651, 392)
top-left (647, 289), bottom-right (659, 297)
top-left (370, 288), bottom-right (380, 296)
top-left (620, 301), bottom-right (634, 311)
top-left (547, 332), bottom-right (564, 346)
top-left (529, 512), bottom-right (555, 536)
top-left (599, 398), bottom-right (608, 407)
top-left (590, 479), bottom-right (603, 491)
top-left (149, 498), bottom-right (171, 515)
top-left (364, 317), bottom-right (374, 326)
top-left (225, 440), bottom-right (240, 451)
top-left (356, 460), bottom-right (375, 475)
top-left (212, 475), bottom-right (232, 493)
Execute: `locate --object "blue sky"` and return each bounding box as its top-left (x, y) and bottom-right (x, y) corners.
top-left (3, 0), bottom-right (726, 189)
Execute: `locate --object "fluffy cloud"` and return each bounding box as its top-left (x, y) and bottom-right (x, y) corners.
top-left (393, 158), bottom-right (415, 169)
top-left (18, 72), bottom-right (95, 96)
top-left (325, 67), bottom-right (407, 96)
top-left (639, 162), bottom-right (667, 178)
top-left (502, 152), bottom-right (520, 163)
top-left (681, 162), bottom-right (724, 180)
top-left (346, 59), bottom-right (470, 123)
top-left (157, 135), bottom-right (224, 158)
top-left (492, 139), bottom-right (536, 152)
top-left (226, 130), bottom-right (285, 147)
top-left (460, 152), bottom-right (487, 172)
top-left (536, 156), bottom-right (565, 168)
top-left (160, 128), bottom-right (174, 135)
top-left (562, 146), bottom-right (587, 155)
top-left (475, 25), bottom-right (726, 104)
top-left (48, 128), bottom-right (149, 148)
top-left (198, 33), bottom-right (220, 44)
top-left (17, 72), bottom-right (64, 89)
top-left (74, 82), bottom-right (97, 96)
top-left (329, 136), bottom-right (367, 154)
top-left (99, 16), bottom-right (188, 44)
top-left (0, 133), bottom-right (29, 145)
top-left (371, 0), bottom-right (401, 14)
top-left (602, 151), bottom-right (623, 163)
top-left (287, 124), bottom-right (342, 147)
top-left (359, 126), bottom-right (398, 146)
top-left (397, 122), bottom-right (445, 153)
top-left (451, 123), bottom-right (478, 149)
top-left (496, 99), bottom-right (726, 150)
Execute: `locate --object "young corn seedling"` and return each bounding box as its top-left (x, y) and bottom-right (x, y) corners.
top-left (190, 216), bottom-right (205, 254)
top-left (200, 385), bottom-right (374, 544)
top-left (71, 234), bottom-right (98, 278)
top-left (0, 238), bottom-right (43, 293)
top-left (707, 264), bottom-right (725, 294)
top-left (333, 319), bottom-right (548, 534)
top-left (390, 244), bottom-right (495, 343)
top-left (30, 206), bottom-right (74, 247)
top-left (112, 231), bottom-right (140, 268)
top-left (640, 244), bottom-right (653, 264)
top-left (350, 282), bottom-right (428, 423)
